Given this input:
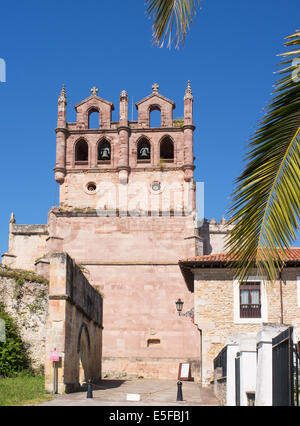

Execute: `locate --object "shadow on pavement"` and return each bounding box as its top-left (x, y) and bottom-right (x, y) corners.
top-left (89, 380), bottom-right (127, 390)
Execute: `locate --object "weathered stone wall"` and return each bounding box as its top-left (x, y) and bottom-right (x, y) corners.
top-left (45, 252), bottom-right (103, 394)
top-left (45, 211), bottom-right (202, 381)
top-left (198, 219), bottom-right (233, 255)
top-left (0, 266), bottom-right (49, 370)
top-left (1, 220), bottom-right (48, 271)
top-left (193, 267), bottom-right (300, 385)
top-left (56, 85), bottom-right (195, 208)
top-left (213, 367), bottom-right (226, 406)
top-left (136, 92), bottom-right (174, 128)
top-left (1, 84), bottom-right (201, 383)
top-left (58, 169), bottom-right (192, 212)
top-left (75, 94), bottom-right (113, 130)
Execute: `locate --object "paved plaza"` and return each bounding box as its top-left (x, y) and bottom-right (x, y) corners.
top-left (38, 379), bottom-right (219, 406)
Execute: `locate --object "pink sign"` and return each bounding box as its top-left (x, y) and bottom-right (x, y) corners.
top-left (50, 350), bottom-right (60, 362)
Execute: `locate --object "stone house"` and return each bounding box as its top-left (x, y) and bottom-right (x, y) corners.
top-left (179, 249), bottom-right (300, 385)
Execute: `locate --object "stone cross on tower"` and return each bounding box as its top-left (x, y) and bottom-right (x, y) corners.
top-left (91, 86), bottom-right (99, 96)
top-left (152, 83), bottom-right (159, 93)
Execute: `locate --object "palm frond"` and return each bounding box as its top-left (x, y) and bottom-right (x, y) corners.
top-left (145, 0), bottom-right (201, 48)
top-left (226, 29), bottom-right (300, 283)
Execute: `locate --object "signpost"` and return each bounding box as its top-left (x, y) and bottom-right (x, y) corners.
top-left (50, 349), bottom-right (60, 394)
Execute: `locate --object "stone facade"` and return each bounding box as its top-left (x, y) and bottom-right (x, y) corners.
top-left (8, 82), bottom-right (291, 388)
top-left (45, 210), bottom-right (202, 380)
top-left (2, 82), bottom-right (205, 381)
top-left (198, 218), bottom-right (233, 255)
top-left (2, 81), bottom-right (298, 390)
top-left (213, 367), bottom-right (226, 406)
top-left (45, 252), bottom-right (103, 393)
top-left (2, 214), bottom-right (48, 271)
top-left (54, 82), bottom-right (195, 196)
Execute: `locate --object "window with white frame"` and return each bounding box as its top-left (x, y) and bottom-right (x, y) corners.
top-left (234, 277), bottom-right (267, 323)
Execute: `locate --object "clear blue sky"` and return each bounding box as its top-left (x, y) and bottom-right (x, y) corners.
top-left (0, 0), bottom-right (299, 256)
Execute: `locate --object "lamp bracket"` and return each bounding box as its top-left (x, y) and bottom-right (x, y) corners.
top-left (179, 308), bottom-right (194, 318)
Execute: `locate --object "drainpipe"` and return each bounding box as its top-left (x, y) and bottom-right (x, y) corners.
top-left (279, 267), bottom-right (284, 325)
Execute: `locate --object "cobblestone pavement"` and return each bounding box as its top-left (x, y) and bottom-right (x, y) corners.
top-left (38, 379), bottom-right (219, 406)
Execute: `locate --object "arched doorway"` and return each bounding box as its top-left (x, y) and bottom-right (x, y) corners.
top-left (77, 323), bottom-right (91, 385)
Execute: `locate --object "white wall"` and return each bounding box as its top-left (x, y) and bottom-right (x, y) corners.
top-left (255, 324), bottom-right (289, 406)
top-left (226, 333), bottom-right (256, 406)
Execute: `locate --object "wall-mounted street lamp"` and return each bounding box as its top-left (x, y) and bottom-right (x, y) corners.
top-left (175, 299), bottom-right (194, 318)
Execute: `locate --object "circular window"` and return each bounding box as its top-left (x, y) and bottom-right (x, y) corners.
top-left (151, 181), bottom-right (161, 192)
top-left (87, 182), bottom-right (97, 192)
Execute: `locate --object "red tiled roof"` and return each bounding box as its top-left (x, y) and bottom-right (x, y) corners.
top-left (179, 248), bottom-right (300, 265)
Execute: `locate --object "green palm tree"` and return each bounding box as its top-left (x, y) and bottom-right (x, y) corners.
top-left (226, 30), bottom-right (300, 282)
top-left (145, 0), bottom-right (201, 48)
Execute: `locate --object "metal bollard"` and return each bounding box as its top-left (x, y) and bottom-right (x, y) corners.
top-left (87, 379), bottom-right (93, 399)
top-left (177, 381), bottom-right (183, 401)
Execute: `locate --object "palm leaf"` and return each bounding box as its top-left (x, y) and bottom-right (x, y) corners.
top-left (145, 0), bottom-right (201, 48)
top-left (226, 30), bottom-right (300, 283)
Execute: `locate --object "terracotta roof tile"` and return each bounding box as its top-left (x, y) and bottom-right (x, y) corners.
top-left (179, 248), bottom-right (300, 265)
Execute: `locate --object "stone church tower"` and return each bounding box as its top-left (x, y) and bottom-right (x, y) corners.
top-left (3, 83), bottom-right (203, 380)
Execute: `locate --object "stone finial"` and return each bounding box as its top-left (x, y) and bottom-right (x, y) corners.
top-left (152, 83), bottom-right (159, 93)
top-left (120, 90), bottom-right (128, 100)
top-left (209, 218), bottom-right (216, 224)
top-left (9, 212), bottom-right (16, 224)
top-left (184, 80), bottom-right (193, 100)
top-left (58, 84), bottom-right (67, 104)
top-left (220, 217), bottom-right (226, 225)
top-left (91, 86), bottom-right (99, 96)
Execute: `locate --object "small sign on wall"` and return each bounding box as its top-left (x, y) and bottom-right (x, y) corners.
top-left (178, 363), bottom-right (193, 381)
top-left (50, 350), bottom-right (60, 362)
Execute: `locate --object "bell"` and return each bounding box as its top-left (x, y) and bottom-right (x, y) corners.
top-left (140, 147), bottom-right (150, 158)
top-left (101, 148), bottom-right (110, 159)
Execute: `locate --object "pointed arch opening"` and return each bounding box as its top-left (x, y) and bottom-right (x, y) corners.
top-left (160, 136), bottom-right (174, 163)
top-left (98, 139), bottom-right (111, 164)
top-left (88, 108), bottom-right (100, 129)
top-left (77, 323), bottom-right (91, 385)
top-left (75, 139), bottom-right (89, 165)
top-left (137, 137), bottom-right (151, 163)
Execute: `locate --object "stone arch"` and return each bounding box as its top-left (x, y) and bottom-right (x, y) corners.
top-left (77, 322), bottom-right (91, 353)
top-left (159, 135), bottom-right (174, 162)
top-left (149, 104), bottom-right (161, 128)
top-left (87, 107), bottom-right (101, 129)
top-left (97, 137), bottom-right (111, 163)
top-left (136, 136), bottom-right (151, 162)
top-left (74, 138), bottom-right (89, 164)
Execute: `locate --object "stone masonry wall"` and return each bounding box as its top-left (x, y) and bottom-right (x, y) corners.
top-left (45, 212), bottom-right (202, 381)
top-left (45, 252), bottom-right (103, 393)
top-left (213, 367), bottom-right (226, 406)
top-left (198, 219), bottom-right (233, 255)
top-left (59, 169), bottom-right (192, 212)
top-left (2, 222), bottom-right (48, 271)
top-left (0, 265), bottom-right (49, 370)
